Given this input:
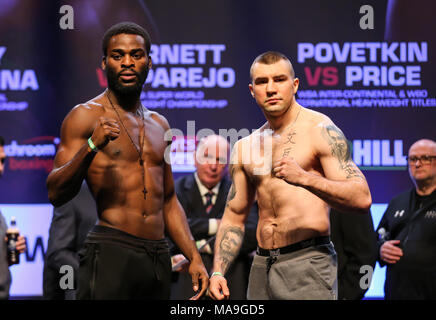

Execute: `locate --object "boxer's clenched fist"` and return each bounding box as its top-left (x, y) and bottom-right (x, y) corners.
top-left (273, 156), bottom-right (307, 186)
top-left (90, 117), bottom-right (121, 149)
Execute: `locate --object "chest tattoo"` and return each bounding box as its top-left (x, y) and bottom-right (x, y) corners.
top-left (282, 131), bottom-right (296, 158)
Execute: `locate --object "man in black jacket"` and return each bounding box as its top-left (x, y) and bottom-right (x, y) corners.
top-left (330, 209), bottom-right (377, 300)
top-left (43, 182), bottom-right (97, 299)
top-left (170, 135), bottom-right (258, 300)
top-left (376, 139), bottom-right (436, 299)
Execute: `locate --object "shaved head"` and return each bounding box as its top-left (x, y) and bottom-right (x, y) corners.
top-left (409, 139), bottom-right (436, 154)
top-left (407, 139), bottom-right (436, 193)
top-left (250, 51), bottom-right (295, 82)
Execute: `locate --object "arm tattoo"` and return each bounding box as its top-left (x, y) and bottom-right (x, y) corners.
top-left (322, 124), bottom-right (363, 179)
top-left (218, 226), bottom-right (244, 274)
top-left (226, 162), bottom-right (238, 207)
top-left (226, 183), bottom-right (236, 206)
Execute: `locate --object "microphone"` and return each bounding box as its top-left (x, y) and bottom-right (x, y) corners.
top-left (378, 227), bottom-right (389, 241)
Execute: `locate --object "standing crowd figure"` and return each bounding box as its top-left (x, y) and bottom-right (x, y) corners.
top-left (376, 139), bottom-right (436, 300)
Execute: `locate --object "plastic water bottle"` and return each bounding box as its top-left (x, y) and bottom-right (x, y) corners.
top-left (6, 216), bottom-right (20, 265)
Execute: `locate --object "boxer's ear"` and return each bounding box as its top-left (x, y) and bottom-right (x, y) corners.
top-left (292, 77), bottom-right (299, 95)
top-left (148, 56), bottom-right (152, 70)
top-left (101, 56), bottom-right (107, 71)
top-left (248, 83), bottom-right (255, 98)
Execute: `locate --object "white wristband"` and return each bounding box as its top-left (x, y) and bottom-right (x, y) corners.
top-left (211, 272), bottom-right (224, 278)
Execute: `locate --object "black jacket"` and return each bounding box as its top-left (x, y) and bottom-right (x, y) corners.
top-left (330, 209), bottom-right (377, 300)
top-left (43, 182), bottom-right (97, 300)
top-left (173, 174), bottom-right (257, 254)
top-left (376, 188), bottom-right (436, 300)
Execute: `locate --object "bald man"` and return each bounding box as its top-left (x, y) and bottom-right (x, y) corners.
top-left (376, 139), bottom-right (436, 300)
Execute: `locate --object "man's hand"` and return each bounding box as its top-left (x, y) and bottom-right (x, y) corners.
top-left (272, 156), bottom-right (307, 186)
top-left (4, 235), bottom-right (26, 266)
top-left (16, 235), bottom-right (26, 254)
top-left (171, 254), bottom-right (189, 272)
top-left (90, 117), bottom-right (121, 150)
top-left (380, 240), bottom-right (403, 264)
top-left (208, 274), bottom-right (230, 300)
top-left (188, 257), bottom-right (209, 300)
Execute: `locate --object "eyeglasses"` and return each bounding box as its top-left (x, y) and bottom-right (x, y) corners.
top-left (406, 155), bottom-right (436, 165)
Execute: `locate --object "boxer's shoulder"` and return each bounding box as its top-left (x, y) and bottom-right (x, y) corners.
top-left (145, 109), bottom-right (171, 131)
top-left (297, 107), bottom-right (332, 129)
top-left (69, 95), bottom-right (107, 118)
top-left (60, 96), bottom-right (109, 138)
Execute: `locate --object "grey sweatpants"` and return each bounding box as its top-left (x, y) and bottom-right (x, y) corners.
top-left (247, 242), bottom-right (337, 300)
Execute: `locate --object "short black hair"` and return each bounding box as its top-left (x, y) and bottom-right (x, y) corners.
top-left (0, 136), bottom-right (4, 147)
top-left (102, 21), bottom-right (151, 57)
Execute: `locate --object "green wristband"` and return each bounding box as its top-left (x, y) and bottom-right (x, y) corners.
top-left (211, 272), bottom-right (224, 278)
top-left (87, 137), bottom-right (98, 152)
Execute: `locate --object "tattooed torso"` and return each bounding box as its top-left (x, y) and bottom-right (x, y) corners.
top-left (235, 107), bottom-right (358, 249)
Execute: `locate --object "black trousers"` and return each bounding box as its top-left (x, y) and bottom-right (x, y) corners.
top-left (77, 225), bottom-right (171, 300)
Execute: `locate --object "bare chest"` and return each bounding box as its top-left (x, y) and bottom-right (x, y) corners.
top-left (100, 117), bottom-right (167, 167)
top-left (242, 128), bottom-right (317, 183)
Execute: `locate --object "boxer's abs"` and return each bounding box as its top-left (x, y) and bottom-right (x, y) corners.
top-left (255, 179), bottom-right (330, 249)
top-left (87, 163), bottom-right (166, 239)
top-left (98, 208), bottom-right (165, 239)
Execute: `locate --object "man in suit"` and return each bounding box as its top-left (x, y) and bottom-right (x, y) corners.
top-left (170, 134), bottom-right (258, 300)
top-left (43, 181), bottom-right (97, 300)
top-left (330, 208), bottom-right (377, 300)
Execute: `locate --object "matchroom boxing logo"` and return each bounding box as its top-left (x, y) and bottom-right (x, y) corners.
top-left (4, 136), bottom-right (58, 173)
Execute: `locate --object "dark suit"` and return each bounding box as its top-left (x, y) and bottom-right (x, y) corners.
top-left (43, 182), bottom-right (97, 300)
top-left (330, 209), bottom-right (377, 300)
top-left (170, 174), bottom-right (258, 300)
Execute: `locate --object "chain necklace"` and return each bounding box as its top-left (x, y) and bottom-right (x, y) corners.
top-left (106, 91), bottom-right (147, 199)
top-left (282, 104), bottom-right (302, 132)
